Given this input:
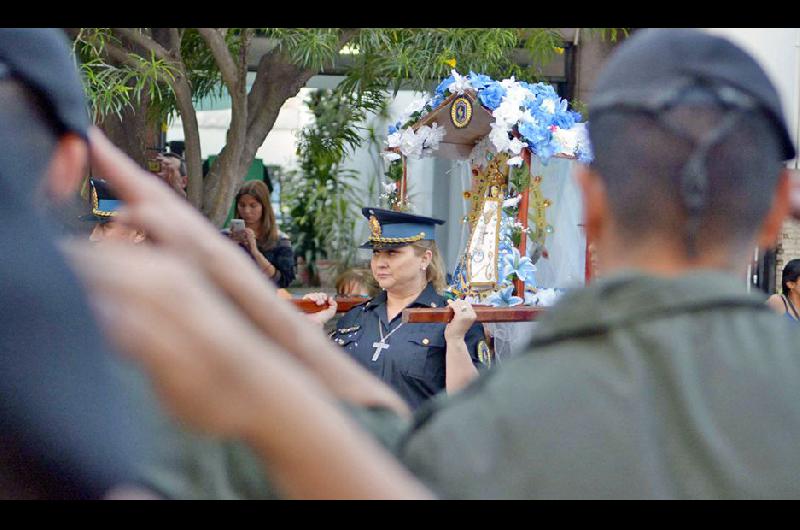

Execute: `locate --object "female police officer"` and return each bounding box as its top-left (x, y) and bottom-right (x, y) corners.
top-left (305, 207), bottom-right (486, 411)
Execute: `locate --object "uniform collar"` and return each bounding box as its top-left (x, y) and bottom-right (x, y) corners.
top-left (365, 282), bottom-right (444, 311)
top-left (529, 269), bottom-right (770, 347)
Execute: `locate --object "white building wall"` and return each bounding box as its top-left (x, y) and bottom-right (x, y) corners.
top-left (703, 28), bottom-right (800, 164)
top-left (166, 87), bottom-right (316, 169)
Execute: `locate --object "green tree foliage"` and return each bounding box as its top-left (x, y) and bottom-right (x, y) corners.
top-left (281, 88), bottom-right (386, 279)
top-left (69, 28), bottom-right (628, 226)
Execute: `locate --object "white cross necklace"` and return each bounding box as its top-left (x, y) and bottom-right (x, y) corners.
top-left (372, 319), bottom-right (404, 361)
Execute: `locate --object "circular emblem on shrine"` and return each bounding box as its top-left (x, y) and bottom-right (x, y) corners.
top-left (450, 96), bottom-right (473, 129)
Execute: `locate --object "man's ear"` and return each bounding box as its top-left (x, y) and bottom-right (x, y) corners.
top-left (43, 133), bottom-right (88, 201)
top-left (574, 165), bottom-right (608, 244)
top-left (756, 168), bottom-right (791, 249)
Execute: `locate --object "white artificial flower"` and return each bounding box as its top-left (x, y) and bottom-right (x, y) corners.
top-left (519, 108), bottom-right (537, 125)
top-left (489, 122), bottom-right (512, 153)
top-left (404, 96), bottom-right (429, 116)
top-left (425, 122), bottom-right (446, 151)
top-left (448, 69), bottom-right (472, 95)
top-left (507, 137), bottom-right (527, 155)
top-left (386, 131), bottom-right (403, 148)
top-left (382, 150), bottom-right (402, 163)
top-left (416, 124), bottom-right (431, 143)
top-left (552, 127), bottom-right (578, 155)
top-left (540, 98), bottom-right (556, 115)
top-left (507, 156), bottom-right (524, 167)
top-left (504, 84), bottom-right (530, 106)
top-left (503, 195), bottom-right (522, 208)
top-left (493, 100), bottom-right (524, 129)
top-left (534, 288), bottom-right (560, 307)
top-left (500, 76), bottom-right (517, 90)
top-left (400, 128), bottom-right (424, 158)
top-left (428, 122), bottom-right (441, 141)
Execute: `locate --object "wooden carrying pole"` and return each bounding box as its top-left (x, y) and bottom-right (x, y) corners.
top-left (403, 305), bottom-right (544, 324)
top-left (292, 297), bottom-right (368, 314)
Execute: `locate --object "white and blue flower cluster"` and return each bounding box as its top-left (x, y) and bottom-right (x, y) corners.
top-left (385, 70), bottom-right (593, 165)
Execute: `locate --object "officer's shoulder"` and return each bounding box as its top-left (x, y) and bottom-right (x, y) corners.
top-left (335, 302), bottom-right (369, 328)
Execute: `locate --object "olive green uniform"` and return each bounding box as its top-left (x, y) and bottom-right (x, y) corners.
top-left (130, 270), bottom-right (800, 499)
top-left (394, 271), bottom-right (800, 498)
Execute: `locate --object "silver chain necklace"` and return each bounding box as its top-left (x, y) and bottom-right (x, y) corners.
top-left (371, 320), bottom-right (405, 362)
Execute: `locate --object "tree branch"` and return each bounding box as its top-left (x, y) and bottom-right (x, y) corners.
top-left (167, 28), bottom-right (181, 56)
top-left (97, 40), bottom-right (174, 85)
top-left (197, 28), bottom-right (239, 95)
top-left (111, 28), bottom-right (173, 62)
top-left (245, 28), bottom-right (361, 131)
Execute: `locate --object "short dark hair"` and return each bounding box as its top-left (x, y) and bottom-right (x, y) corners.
top-left (588, 104), bottom-right (784, 255)
top-left (782, 258), bottom-right (800, 296)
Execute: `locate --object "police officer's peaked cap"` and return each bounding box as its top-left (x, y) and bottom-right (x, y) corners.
top-left (590, 28), bottom-right (795, 160)
top-left (0, 29), bottom-right (90, 140)
top-left (81, 179), bottom-right (122, 223)
top-left (360, 207), bottom-right (445, 249)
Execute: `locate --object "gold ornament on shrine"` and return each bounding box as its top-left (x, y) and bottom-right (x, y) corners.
top-left (450, 96), bottom-right (473, 129)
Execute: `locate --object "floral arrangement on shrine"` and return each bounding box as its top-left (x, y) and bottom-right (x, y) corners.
top-left (382, 69), bottom-right (593, 166)
top-left (381, 70), bottom-right (588, 307)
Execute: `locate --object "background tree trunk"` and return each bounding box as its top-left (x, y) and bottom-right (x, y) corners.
top-left (96, 94), bottom-right (159, 169)
top-left (202, 54), bottom-right (319, 226)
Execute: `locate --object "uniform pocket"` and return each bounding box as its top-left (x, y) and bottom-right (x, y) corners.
top-left (404, 332), bottom-right (446, 381)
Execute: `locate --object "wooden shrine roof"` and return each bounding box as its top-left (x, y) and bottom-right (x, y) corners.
top-left (387, 89), bottom-right (578, 162)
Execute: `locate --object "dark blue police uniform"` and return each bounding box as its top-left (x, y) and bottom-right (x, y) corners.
top-left (330, 207), bottom-right (487, 411)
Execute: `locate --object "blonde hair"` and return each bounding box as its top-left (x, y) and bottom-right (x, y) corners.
top-left (235, 180), bottom-right (278, 248)
top-left (335, 268), bottom-right (378, 297)
top-left (411, 240), bottom-right (447, 293)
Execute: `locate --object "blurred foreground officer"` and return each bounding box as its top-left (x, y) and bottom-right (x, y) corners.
top-left (84, 178), bottom-right (146, 244)
top-left (0, 29), bottom-right (150, 499)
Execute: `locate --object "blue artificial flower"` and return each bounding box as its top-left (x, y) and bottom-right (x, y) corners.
top-left (533, 139), bottom-right (556, 164)
top-left (500, 247), bottom-right (537, 284)
top-left (532, 82), bottom-right (557, 97)
top-left (570, 110), bottom-right (583, 123)
top-left (429, 93), bottom-right (445, 109)
top-left (388, 122), bottom-right (401, 135)
top-left (468, 71), bottom-right (493, 90)
top-left (553, 110), bottom-right (576, 130)
top-left (435, 75), bottom-right (455, 96)
top-left (517, 120), bottom-right (540, 142)
top-left (518, 81), bottom-right (535, 92)
top-left (485, 284), bottom-right (523, 307)
top-left (478, 81), bottom-right (506, 110)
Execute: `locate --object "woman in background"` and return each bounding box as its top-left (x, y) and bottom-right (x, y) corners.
top-left (767, 258), bottom-right (800, 323)
top-left (229, 181), bottom-right (295, 288)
